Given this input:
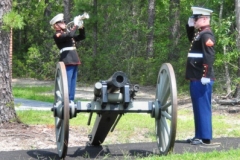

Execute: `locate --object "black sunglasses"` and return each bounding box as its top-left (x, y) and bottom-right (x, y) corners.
top-left (194, 15), bottom-right (209, 22)
top-left (193, 16), bottom-right (200, 22)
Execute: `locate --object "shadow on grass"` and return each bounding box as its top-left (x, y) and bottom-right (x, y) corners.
top-left (26, 143), bottom-right (158, 160)
top-left (26, 138), bottom-right (240, 159)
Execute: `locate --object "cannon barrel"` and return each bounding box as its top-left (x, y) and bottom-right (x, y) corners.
top-left (105, 71), bottom-right (129, 93)
top-left (94, 82), bottom-right (102, 99)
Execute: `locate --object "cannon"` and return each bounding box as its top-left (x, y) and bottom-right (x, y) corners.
top-left (51, 62), bottom-right (178, 159)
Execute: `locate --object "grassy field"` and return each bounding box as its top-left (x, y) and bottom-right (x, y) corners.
top-left (13, 85), bottom-right (54, 103)
top-left (13, 86), bottom-right (240, 160)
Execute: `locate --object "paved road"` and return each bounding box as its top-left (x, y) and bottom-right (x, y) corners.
top-left (1, 137), bottom-right (239, 160)
top-left (14, 98), bottom-right (52, 111)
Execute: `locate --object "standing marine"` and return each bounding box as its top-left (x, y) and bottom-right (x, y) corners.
top-left (185, 7), bottom-right (216, 145)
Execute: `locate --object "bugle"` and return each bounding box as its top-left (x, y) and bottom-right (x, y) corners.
top-left (67, 12), bottom-right (89, 31)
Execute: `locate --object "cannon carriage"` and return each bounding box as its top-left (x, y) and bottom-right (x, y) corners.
top-left (51, 62), bottom-right (178, 159)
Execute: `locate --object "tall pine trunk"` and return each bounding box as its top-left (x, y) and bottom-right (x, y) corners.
top-left (168, 0), bottom-right (180, 60)
top-left (146, 0), bottom-right (155, 58)
top-left (93, 0), bottom-right (98, 56)
top-left (63, 0), bottom-right (72, 23)
top-left (219, 1), bottom-right (231, 96)
top-left (0, 0), bottom-right (17, 124)
top-left (234, 0), bottom-right (240, 98)
top-left (9, 28), bottom-right (13, 82)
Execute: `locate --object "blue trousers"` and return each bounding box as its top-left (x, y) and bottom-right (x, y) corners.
top-left (66, 65), bottom-right (78, 101)
top-left (190, 80), bottom-right (214, 140)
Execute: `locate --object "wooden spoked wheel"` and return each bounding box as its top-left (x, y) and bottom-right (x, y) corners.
top-left (53, 62), bottom-right (69, 158)
top-left (155, 63), bottom-right (177, 155)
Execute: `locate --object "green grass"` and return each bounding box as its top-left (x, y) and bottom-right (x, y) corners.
top-left (176, 108), bottom-right (240, 139)
top-left (13, 85), bottom-right (240, 159)
top-left (13, 86), bottom-right (55, 102)
top-left (16, 110), bottom-right (54, 125)
top-left (16, 109), bottom-right (240, 143)
top-left (137, 149), bottom-right (240, 160)
top-left (16, 110), bottom-right (156, 144)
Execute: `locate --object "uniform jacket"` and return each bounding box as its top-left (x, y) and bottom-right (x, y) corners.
top-left (185, 25), bottom-right (215, 80)
top-left (53, 26), bottom-right (85, 65)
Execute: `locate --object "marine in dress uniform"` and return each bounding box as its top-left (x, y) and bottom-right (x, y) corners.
top-left (185, 7), bottom-right (215, 145)
top-left (50, 13), bottom-right (86, 103)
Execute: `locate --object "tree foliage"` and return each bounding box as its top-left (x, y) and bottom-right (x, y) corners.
top-left (2, 11), bottom-right (25, 31)
top-left (10, 0), bottom-right (240, 93)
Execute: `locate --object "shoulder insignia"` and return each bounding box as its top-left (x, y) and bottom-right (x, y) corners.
top-left (206, 38), bottom-right (214, 47)
top-left (56, 33), bottom-right (61, 37)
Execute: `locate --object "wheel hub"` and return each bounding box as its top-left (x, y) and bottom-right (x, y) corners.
top-left (52, 101), bottom-right (64, 119)
top-left (154, 100), bottom-right (161, 119)
top-left (69, 102), bottom-right (77, 119)
top-left (150, 100), bottom-right (161, 119)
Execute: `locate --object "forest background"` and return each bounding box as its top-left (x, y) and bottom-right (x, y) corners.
top-left (6, 0), bottom-right (239, 95)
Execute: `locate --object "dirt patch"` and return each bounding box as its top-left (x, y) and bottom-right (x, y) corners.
top-left (0, 122), bottom-right (91, 152)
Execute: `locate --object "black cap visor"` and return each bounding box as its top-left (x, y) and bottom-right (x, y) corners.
top-left (190, 14), bottom-right (202, 18)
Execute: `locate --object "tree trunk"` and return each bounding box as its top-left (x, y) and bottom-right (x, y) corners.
top-left (63, 0), bottom-right (72, 23)
top-left (219, 1), bottom-right (231, 96)
top-left (168, 0), bottom-right (180, 60)
top-left (9, 28), bottom-right (12, 82)
top-left (93, 0), bottom-right (98, 56)
top-left (235, 0), bottom-right (240, 98)
top-left (146, 0), bottom-right (155, 58)
top-left (223, 46), bottom-right (232, 95)
top-left (0, 0), bottom-right (17, 124)
top-left (44, 0), bottom-right (52, 17)
top-left (236, 0), bottom-right (240, 76)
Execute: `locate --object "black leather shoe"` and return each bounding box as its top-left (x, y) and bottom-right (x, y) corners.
top-left (191, 139), bottom-right (211, 145)
top-left (202, 139), bottom-right (211, 144)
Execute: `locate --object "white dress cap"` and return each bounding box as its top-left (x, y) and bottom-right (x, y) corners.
top-left (191, 7), bottom-right (213, 16)
top-left (49, 13), bottom-right (64, 25)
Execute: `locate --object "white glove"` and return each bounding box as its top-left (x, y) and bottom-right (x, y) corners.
top-left (188, 18), bottom-right (194, 27)
top-left (201, 77), bottom-right (211, 85)
top-left (78, 20), bottom-right (84, 28)
top-left (74, 16), bottom-right (80, 26)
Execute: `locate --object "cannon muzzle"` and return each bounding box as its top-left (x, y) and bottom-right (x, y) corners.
top-left (105, 71), bottom-right (129, 93)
